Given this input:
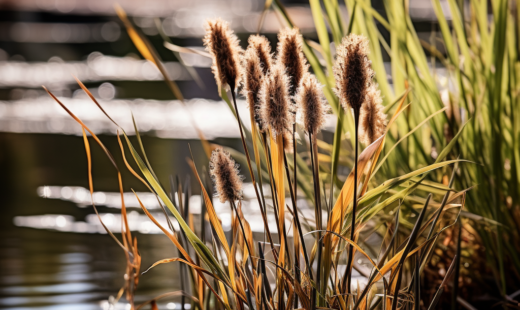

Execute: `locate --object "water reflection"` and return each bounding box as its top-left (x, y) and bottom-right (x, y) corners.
top-left (17, 183), bottom-right (312, 234)
top-left (13, 212), bottom-right (184, 234)
top-left (0, 52), bottom-right (192, 89)
top-left (36, 184), bottom-right (267, 210)
top-left (3, 1), bottom-right (319, 35)
top-left (37, 186), bottom-right (164, 209)
top-left (1, 213), bottom-right (185, 309)
top-left (0, 97), bottom-right (255, 138)
top-left (0, 95), bottom-right (338, 138)
top-left (0, 228), bottom-right (120, 309)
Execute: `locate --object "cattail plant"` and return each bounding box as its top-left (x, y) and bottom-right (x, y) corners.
top-left (333, 33), bottom-right (374, 294)
top-left (241, 35), bottom-right (279, 257)
top-left (294, 73), bottom-right (328, 235)
top-left (208, 147), bottom-right (248, 246)
top-left (276, 30), bottom-right (309, 308)
top-left (277, 27), bottom-right (307, 212)
top-left (275, 25), bottom-right (307, 158)
top-left (203, 18), bottom-right (250, 190)
top-left (258, 62), bottom-right (293, 236)
top-left (333, 34), bottom-right (373, 115)
top-left (209, 147), bottom-right (256, 309)
top-left (242, 35), bottom-right (273, 131)
top-left (295, 72), bottom-right (330, 308)
top-left (258, 61), bottom-right (299, 309)
top-left (259, 64), bottom-right (294, 136)
top-left (203, 20), bottom-right (271, 257)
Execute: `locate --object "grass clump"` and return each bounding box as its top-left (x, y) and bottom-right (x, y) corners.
top-left (43, 1), bottom-right (520, 309)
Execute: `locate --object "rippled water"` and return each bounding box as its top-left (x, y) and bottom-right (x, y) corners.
top-left (0, 221), bottom-right (201, 310)
top-left (0, 133), bottom-right (242, 309)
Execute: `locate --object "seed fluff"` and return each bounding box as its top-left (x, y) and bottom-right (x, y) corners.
top-left (242, 35), bottom-right (273, 130)
top-left (295, 73), bottom-right (330, 135)
top-left (360, 85), bottom-right (387, 144)
top-left (333, 34), bottom-right (374, 114)
top-left (259, 64), bottom-right (294, 136)
top-left (277, 27), bottom-right (309, 97)
top-left (209, 148), bottom-right (243, 203)
top-left (203, 18), bottom-right (242, 91)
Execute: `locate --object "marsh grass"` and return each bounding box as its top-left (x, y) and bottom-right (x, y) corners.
top-left (41, 1), bottom-right (520, 309)
top-left (266, 0), bottom-right (520, 306)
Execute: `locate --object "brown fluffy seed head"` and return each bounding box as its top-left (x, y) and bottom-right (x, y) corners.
top-left (209, 148), bottom-right (243, 203)
top-left (277, 27), bottom-right (309, 97)
top-left (203, 18), bottom-right (242, 90)
top-left (248, 35), bottom-right (273, 75)
top-left (296, 73), bottom-right (330, 135)
top-left (360, 85), bottom-right (387, 144)
top-left (242, 36), bottom-right (273, 130)
top-left (333, 34), bottom-right (374, 114)
top-left (259, 64), bottom-right (294, 136)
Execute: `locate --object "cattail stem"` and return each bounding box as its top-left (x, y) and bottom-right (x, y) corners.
top-left (230, 89), bottom-right (277, 256)
top-left (292, 123), bottom-right (300, 309)
top-left (230, 88), bottom-right (254, 184)
top-left (281, 149), bottom-right (298, 259)
top-left (343, 108), bottom-right (360, 296)
top-left (252, 124), bottom-right (271, 256)
top-left (293, 124), bottom-right (297, 222)
top-left (309, 133), bottom-right (322, 234)
top-left (309, 132), bottom-right (324, 306)
top-left (253, 129), bottom-right (268, 228)
top-left (283, 150), bottom-right (313, 281)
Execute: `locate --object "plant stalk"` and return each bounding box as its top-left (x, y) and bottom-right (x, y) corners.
top-left (343, 108), bottom-right (360, 296)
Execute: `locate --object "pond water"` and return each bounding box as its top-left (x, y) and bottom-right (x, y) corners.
top-left (0, 133), bottom-right (243, 309)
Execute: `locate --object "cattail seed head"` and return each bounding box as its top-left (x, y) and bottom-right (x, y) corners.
top-left (259, 64), bottom-right (294, 136)
top-left (333, 34), bottom-right (374, 114)
top-left (296, 73), bottom-right (330, 135)
top-left (209, 148), bottom-right (243, 203)
top-left (248, 35), bottom-right (273, 75)
top-left (242, 35), bottom-right (273, 130)
top-left (277, 27), bottom-right (308, 97)
top-left (203, 18), bottom-right (242, 90)
top-left (360, 85), bottom-right (387, 144)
